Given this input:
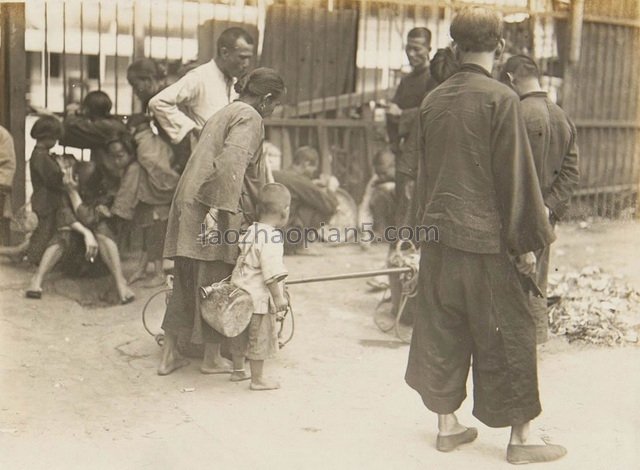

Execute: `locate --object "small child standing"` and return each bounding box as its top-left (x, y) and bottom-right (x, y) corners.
top-left (26, 115), bottom-right (78, 266)
top-left (230, 183), bottom-right (291, 391)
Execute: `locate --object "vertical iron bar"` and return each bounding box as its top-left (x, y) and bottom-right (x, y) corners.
top-left (209, 1), bottom-right (217, 64)
top-left (385, 2), bottom-right (393, 107)
top-left (398, 0), bottom-right (406, 93)
top-left (197, 0), bottom-right (202, 61)
top-left (335, 0), bottom-right (344, 115)
top-left (180, 0), bottom-right (186, 63)
top-left (360, 0), bottom-right (368, 112)
top-left (114, 0), bottom-right (119, 114)
top-left (282, 3), bottom-right (290, 118)
top-left (294, 3), bottom-right (301, 117)
top-left (308, 6), bottom-right (316, 117)
top-left (80, 1), bottom-right (85, 101)
top-left (434, 0), bottom-right (440, 49)
top-left (131, 0), bottom-right (136, 112)
top-left (321, 7), bottom-right (328, 115)
top-left (373, 1), bottom-right (381, 104)
top-left (165, 0), bottom-right (170, 66)
top-left (44, 0), bottom-right (49, 108)
top-left (345, 0), bottom-right (354, 114)
top-left (97, 0), bottom-right (102, 90)
top-left (62, 1), bottom-right (67, 111)
top-left (148, 0), bottom-right (153, 59)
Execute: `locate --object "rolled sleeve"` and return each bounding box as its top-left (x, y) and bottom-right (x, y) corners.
top-left (149, 75), bottom-right (199, 144)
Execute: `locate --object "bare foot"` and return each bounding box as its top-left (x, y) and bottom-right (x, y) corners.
top-left (128, 269), bottom-right (148, 285)
top-left (230, 370), bottom-right (251, 382)
top-left (142, 273), bottom-right (166, 289)
top-left (119, 286), bottom-right (136, 304)
top-left (200, 358), bottom-right (233, 374)
top-left (157, 356), bottom-right (190, 376)
top-left (250, 378), bottom-right (280, 391)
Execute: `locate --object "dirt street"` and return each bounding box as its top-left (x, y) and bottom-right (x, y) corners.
top-left (1, 221), bottom-right (639, 470)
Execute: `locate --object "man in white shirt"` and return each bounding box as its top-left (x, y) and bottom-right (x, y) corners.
top-left (149, 27), bottom-right (255, 149)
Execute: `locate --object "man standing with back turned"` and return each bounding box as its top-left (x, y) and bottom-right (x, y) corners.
top-left (405, 8), bottom-right (566, 465)
top-left (501, 55), bottom-right (580, 344)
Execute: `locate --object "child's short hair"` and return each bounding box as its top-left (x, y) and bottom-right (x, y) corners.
top-left (259, 183), bottom-right (291, 216)
top-left (83, 90), bottom-right (112, 117)
top-left (30, 115), bottom-right (63, 141)
top-left (293, 146), bottom-right (319, 166)
top-left (373, 148), bottom-right (395, 167)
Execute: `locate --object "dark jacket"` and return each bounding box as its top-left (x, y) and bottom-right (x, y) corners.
top-left (29, 146), bottom-right (74, 217)
top-left (411, 64), bottom-right (555, 256)
top-left (520, 91), bottom-right (580, 220)
top-left (60, 113), bottom-right (128, 180)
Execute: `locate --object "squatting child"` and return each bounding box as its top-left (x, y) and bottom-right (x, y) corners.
top-left (229, 183), bottom-right (291, 391)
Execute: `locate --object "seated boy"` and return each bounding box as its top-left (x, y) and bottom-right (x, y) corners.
top-left (229, 183), bottom-right (291, 391)
top-left (358, 149), bottom-right (396, 240)
top-left (272, 146), bottom-right (338, 254)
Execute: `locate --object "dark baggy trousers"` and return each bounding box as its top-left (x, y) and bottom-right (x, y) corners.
top-left (161, 257), bottom-right (231, 344)
top-left (530, 243), bottom-right (550, 344)
top-left (405, 243), bottom-right (542, 428)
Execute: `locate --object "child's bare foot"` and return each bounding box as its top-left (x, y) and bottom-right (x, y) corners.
top-left (200, 357), bottom-right (233, 374)
top-left (250, 378), bottom-right (280, 391)
top-left (230, 369), bottom-right (251, 382)
top-left (142, 273), bottom-right (166, 288)
top-left (127, 269), bottom-right (148, 285)
top-left (157, 356), bottom-right (190, 376)
top-left (118, 285), bottom-right (136, 304)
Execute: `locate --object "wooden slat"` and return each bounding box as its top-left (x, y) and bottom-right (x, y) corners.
top-left (265, 117), bottom-right (372, 128)
top-left (282, 89), bottom-right (390, 117)
top-left (0, 3), bottom-right (26, 220)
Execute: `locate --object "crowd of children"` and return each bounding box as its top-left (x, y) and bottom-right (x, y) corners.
top-left (20, 87), bottom-right (182, 302)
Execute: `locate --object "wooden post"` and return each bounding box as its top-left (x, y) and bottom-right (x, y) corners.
top-left (561, 0), bottom-right (585, 115)
top-left (0, 3), bottom-right (26, 234)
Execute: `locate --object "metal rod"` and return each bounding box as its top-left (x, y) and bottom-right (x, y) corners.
top-left (44, 0), bottom-right (48, 108)
top-left (286, 267), bottom-right (413, 285)
top-left (114, 0), bottom-right (119, 114)
top-left (97, 0), bottom-right (102, 90)
top-left (80, 1), bottom-right (84, 102)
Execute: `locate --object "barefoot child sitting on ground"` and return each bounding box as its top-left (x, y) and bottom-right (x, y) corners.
top-left (229, 183), bottom-right (291, 391)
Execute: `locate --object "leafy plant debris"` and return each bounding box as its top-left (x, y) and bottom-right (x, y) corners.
top-left (547, 266), bottom-right (639, 346)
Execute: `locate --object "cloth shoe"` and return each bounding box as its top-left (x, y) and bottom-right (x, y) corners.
top-left (507, 443), bottom-right (567, 465)
top-left (436, 427), bottom-right (478, 452)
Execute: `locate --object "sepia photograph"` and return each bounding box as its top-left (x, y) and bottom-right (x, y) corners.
top-left (0, 0), bottom-right (638, 468)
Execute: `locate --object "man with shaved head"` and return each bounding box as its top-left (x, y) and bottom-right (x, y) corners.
top-left (500, 54), bottom-right (580, 344)
top-left (405, 7), bottom-right (566, 464)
